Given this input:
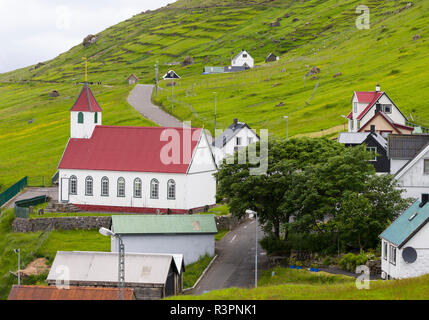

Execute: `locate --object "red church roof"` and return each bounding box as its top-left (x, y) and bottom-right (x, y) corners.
top-left (70, 83), bottom-right (103, 112)
top-left (58, 126), bottom-right (203, 173)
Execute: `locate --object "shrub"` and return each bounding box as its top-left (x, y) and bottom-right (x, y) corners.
top-left (182, 56), bottom-right (194, 66)
top-left (260, 236), bottom-right (291, 255)
top-left (322, 257), bottom-right (331, 267)
top-left (339, 253), bottom-right (369, 272)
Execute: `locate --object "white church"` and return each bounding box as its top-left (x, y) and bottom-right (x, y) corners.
top-left (57, 83), bottom-right (217, 214)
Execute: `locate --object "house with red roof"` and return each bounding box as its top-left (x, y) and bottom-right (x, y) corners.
top-left (346, 84), bottom-right (412, 137)
top-left (57, 83), bottom-right (217, 214)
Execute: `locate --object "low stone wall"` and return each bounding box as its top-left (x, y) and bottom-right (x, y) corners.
top-left (13, 216), bottom-right (112, 233)
top-left (214, 214), bottom-right (241, 231)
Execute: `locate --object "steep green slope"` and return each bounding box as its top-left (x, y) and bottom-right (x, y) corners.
top-left (0, 0), bottom-right (428, 188)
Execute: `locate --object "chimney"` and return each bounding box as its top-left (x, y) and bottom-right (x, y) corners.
top-left (420, 194), bottom-right (429, 207)
top-left (376, 102), bottom-right (381, 113)
top-left (376, 83), bottom-right (381, 92)
top-left (233, 118), bottom-right (238, 128)
top-left (370, 125), bottom-right (376, 135)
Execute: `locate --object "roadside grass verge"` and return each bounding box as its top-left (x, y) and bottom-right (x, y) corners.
top-left (169, 267), bottom-right (429, 300)
top-left (215, 229), bottom-right (229, 241)
top-left (183, 254), bottom-right (213, 289)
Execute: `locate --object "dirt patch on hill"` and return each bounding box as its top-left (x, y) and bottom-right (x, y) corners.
top-left (19, 258), bottom-right (50, 277)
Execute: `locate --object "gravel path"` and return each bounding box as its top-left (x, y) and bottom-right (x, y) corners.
top-left (127, 84), bottom-right (189, 128)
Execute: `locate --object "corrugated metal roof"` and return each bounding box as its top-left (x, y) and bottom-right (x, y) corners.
top-left (8, 285), bottom-right (134, 300)
top-left (47, 251), bottom-right (177, 285)
top-left (338, 132), bottom-right (370, 144)
top-left (112, 214), bottom-right (217, 234)
top-left (389, 134), bottom-right (429, 159)
top-left (380, 200), bottom-right (429, 248)
top-left (58, 126), bottom-right (202, 173)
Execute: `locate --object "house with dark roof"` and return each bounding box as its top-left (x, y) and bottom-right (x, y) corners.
top-left (346, 84), bottom-right (410, 135)
top-left (127, 74), bottom-right (138, 85)
top-left (212, 118), bottom-right (259, 165)
top-left (111, 214), bottom-right (217, 265)
top-left (265, 53), bottom-right (279, 63)
top-left (338, 126), bottom-right (389, 173)
top-left (57, 83), bottom-right (217, 213)
top-left (380, 194), bottom-right (429, 279)
top-left (390, 134), bottom-right (429, 199)
top-left (8, 285), bottom-right (135, 300)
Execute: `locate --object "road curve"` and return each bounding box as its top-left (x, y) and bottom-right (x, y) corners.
top-left (192, 218), bottom-right (268, 295)
top-left (127, 84), bottom-right (189, 128)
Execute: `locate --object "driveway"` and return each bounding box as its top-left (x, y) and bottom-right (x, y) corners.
top-left (192, 218), bottom-right (269, 295)
top-left (127, 84), bottom-right (189, 128)
top-left (6, 187), bottom-right (58, 208)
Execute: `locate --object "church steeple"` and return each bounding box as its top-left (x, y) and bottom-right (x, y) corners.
top-left (70, 83), bottom-right (102, 139)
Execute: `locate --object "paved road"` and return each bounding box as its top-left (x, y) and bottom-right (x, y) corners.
top-left (6, 187), bottom-right (58, 208)
top-left (192, 218), bottom-right (268, 295)
top-left (127, 84), bottom-right (189, 128)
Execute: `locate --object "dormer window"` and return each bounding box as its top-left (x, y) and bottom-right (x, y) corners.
top-left (382, 104), bottom-right (392, 114)
top-left (242, 54), bottom-right (247, 58)
top-left (409, 212), bottom-right (418, 221)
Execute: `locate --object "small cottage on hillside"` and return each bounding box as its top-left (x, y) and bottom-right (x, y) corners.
top-left (380, 194), bottom-right (429, 279)
top-left (265, 53), bottom-right (279, 63)
top-left (47, 251), bottom-right (184, 300)
top-left (231, 50), bottom-right (254, 68)
top-left (212, 118), bottom-right (260, 165)
top-left (346, 84), bottom-right (412, 135)
top-left (111, 214), bottom-right (217, 265)
top-left (57, 83), bottom-right (217, 213)
top-left (338, 126), bottom-right (389, 173)
top-left (127, 74), bottom-right (138, 85)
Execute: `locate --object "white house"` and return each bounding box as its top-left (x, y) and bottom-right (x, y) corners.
top-left (380, 194), bottom-right (429, 279)
top-left (346, 84), bottom-right (410, 135)
top-left (392, 136), bottom-right (429, 199)
top-left (212, 118), bottom-right (260, 166)
top-left (57, 83), bottom-right (217, 213)
top-left (231, 50), bottom-right (254, 69)
top-left (111, 214), bottom-right (217, 265)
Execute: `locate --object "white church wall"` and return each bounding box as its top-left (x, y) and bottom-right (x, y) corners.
top-left (70, 111), bottom-right (101, 139)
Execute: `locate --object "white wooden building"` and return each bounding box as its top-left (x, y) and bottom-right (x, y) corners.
top-left (212, 118), bottom-right (259, 166)
top-left (111, 215), bottom-right (217, 265)
top-left (57, 83), bottom-right (217, 213)
top-left (380, 195), bottom-right (429, 279)
top-left (231, 50), bottom-right (254, 69)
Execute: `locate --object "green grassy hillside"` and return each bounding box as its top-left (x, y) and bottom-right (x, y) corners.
top-left (0, 0), bottom-right (428, 188)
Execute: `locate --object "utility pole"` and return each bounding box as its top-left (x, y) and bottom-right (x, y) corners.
top-left (171, 80), bottom-right (174, 111)
top-left (155, 61), bottom-right (159, 96)
top-left (118, 236), bottom-right (125, 300)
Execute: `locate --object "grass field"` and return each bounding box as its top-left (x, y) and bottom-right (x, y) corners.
top-left (0, 0), bottom-right (428, 189)
top-left (170, 266), bottom-right (429, 300)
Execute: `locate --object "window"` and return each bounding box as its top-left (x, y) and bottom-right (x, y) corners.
top-left (242, 53), bottom-right (247, 58)
top-left (101, 177), bottom-right (109, 196)
top-left (367, 147), bottom-right (377, 161)
top-left (357, 120), bottom-right (361, 130)
top-left (383, 242), bottom-right (388, 260)
top-left (248, 137), bottom-right (253, 145)
top-left (150, 179), bottom-right (159, 199)
top-left (389, 245), bottom-right (396, 265)
top-left (424, 159), bottom-right (429, 174)
top-left (382, 104), bottom-right (392, 114)
top-left (69, 176), bottom-right (77, 195)
top-left (85, 176), bottom-right (93, 196)
top-left (117, 177), bottom-right (125, 197)
top-left (78, 112), bottom-right (84, 124)
top-left (167, 179), bottom-right (176, 200)
top-left (134, 178), bottom-right (142, 198)
top-left (94, 112), bottom-right (98, 124)
top-left (223, 136), bottom-right (227, 147)
top-left (236, 137), bottom-right (242, 146)
top-left (353, 102), bottom-right (357, 113)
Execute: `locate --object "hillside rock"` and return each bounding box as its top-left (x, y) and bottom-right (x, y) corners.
top-left (333, 72), bottom-right (342, 78)
top-left (413, 34), bottom-right (421, 41)
top-left (83, 34), bottom-right (98, 48)
top-left (182, 56), bottom-right (194, 66)
top-left (270, 20), bottom-right (280, 27)
top-left (49, 90), bottom-right (60, 97)
top-left (306, 66), bottom-right (321, 77)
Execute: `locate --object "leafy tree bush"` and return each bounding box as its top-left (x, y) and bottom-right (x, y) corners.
top-left (339, 253), bottom-right (369, 272)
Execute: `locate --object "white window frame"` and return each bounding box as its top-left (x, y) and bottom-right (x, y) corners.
top-left (367, 147), bottom-right (377, 161)
top-left (167, 179), bottom-right (176, 200)
top-left (69, 176), bottom-right (77, 195)
top-left (382, 104), bottom-right (392, 114)
top-left (424, 159), bottom-right (429, 174)
top-left (134, 178), bottom-right (142, 198)
top-left (383, 241), bottom-right (388, 260)
top-left (101, 177), bottom-right (109, 197)
top-left (150, 179), bottom-right (159, 199)
top-left (117, 177), bottom-right (125, 197)
top-left (389, 245), bottom-right (396, 265)
top-left (236, 137), bottom-right (242, 146)
top-left (85, 176), bottom-right (93, 196)
top-left (353, 102), bottom-right (358, 113)
top-left (247, 137), bottom-right (253, 145)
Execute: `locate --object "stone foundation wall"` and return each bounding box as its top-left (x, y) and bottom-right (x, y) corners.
top-left (13, 216), bottom-right (112, 232)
